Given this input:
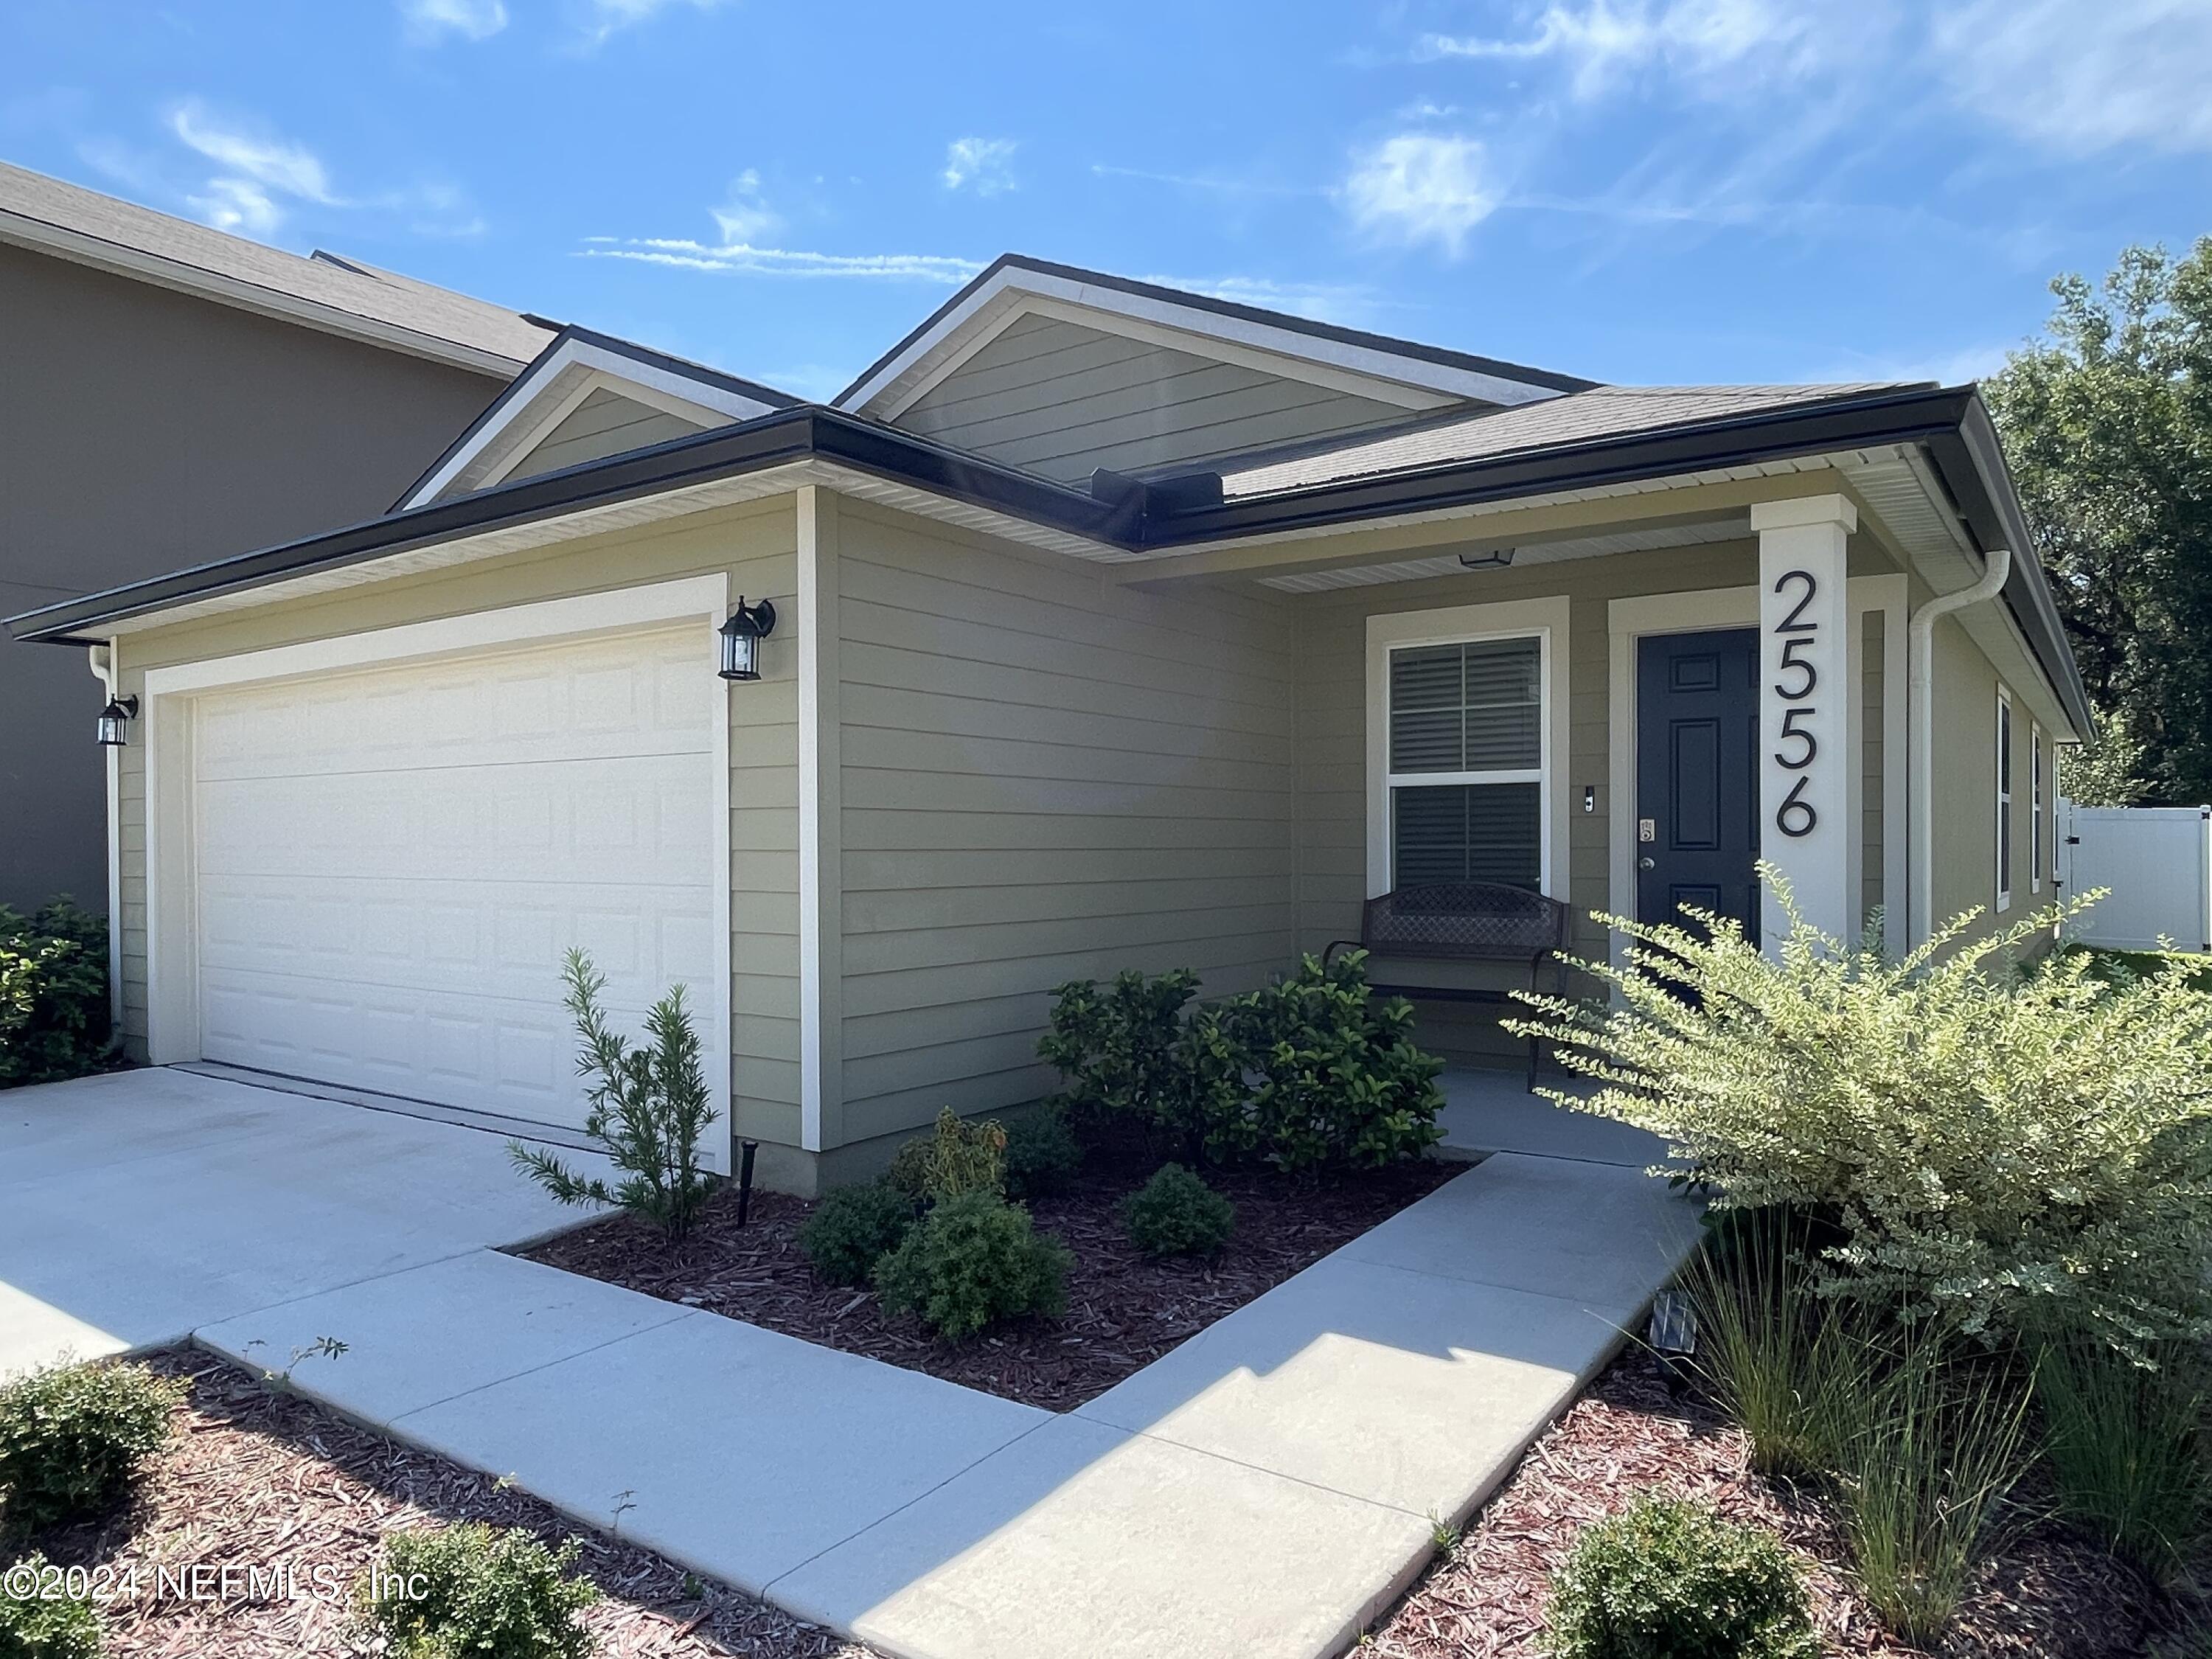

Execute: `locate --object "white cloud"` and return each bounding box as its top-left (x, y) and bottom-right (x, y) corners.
top-left (170, 101), bottom-right (336, 205)
top-left (1421, 0), bottom-right (1844, 97)
top-left (582, 235), bottom-right (981, 283)
top-left (185, 177), bottom-right (282, 236)
top-left (1935, 0), bottom-right (2212, 156)
top-left (709, 170), bottom-right (779, 243)
top-left (400, 0), bottom-right (507, 43)
top-left (1342, 134), bottom-right (1500, 254)
top-left (580, 0), bottom-right (731, 46)
top-left (942, 136), bottom-right (1018, 195)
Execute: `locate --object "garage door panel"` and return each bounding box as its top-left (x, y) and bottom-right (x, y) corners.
top-left (190, 623), bottom-right (717, 1135)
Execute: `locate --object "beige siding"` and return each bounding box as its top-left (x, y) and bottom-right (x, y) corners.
top-left (894, 313), bottom-right (1422, 485)
top-left (1930, 615), bottom-right (2001, 945)
top-left (108, 499), bottom-right (805, 1147)
top-left (832, 498), bottom-right (1299, 1148)
top-left (507, 386), bottom-right (706, 482)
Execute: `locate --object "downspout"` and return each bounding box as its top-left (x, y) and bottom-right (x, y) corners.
top-left (1907, 546), bottom-right (2010, 949)
top-left (88, 643), bottom-right (124, 1034)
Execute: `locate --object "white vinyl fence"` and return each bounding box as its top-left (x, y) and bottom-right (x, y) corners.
top-left (2057, 801), bottom-right (2212, 953)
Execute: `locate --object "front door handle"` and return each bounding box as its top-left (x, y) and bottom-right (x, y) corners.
top-left (1638, 856), bottom-right (1656, 870)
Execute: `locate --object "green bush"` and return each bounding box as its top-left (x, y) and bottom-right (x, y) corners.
top-left (511, 950), bottom-right (717, 1245)
top-left (883, 1108), bottom-right (1006, 1205)
top-left (799, 1182), bottom-right (917, 1287)
top-left (0, 1361), bottom-right (183, 1539)
top-left (1121, 1164), bottom-right (1237, 1259)
top-left (1039, 967), bottom-right (1200, 1144)
top-left (2036, 1335), bottom-right (2206, 1583)
top-left (874, 1191), bottom-right (1072, 1340)
top-left (1545, 1493), bottom-right (1818, 1659)
top-left (1003, 1103), bottom-right (1082, 1199)
top-left (1510, 867), bottom-right (2212, 1357)
top-left (0, 1554), bottom-right (102, 1658)
top-left (352, 1523), bottom-right (597, 1659)
top-left (0, 901), bottom-right (113, 1090)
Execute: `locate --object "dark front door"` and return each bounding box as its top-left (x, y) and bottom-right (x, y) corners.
top-left (1637, 628), bottom-right (1760, 942)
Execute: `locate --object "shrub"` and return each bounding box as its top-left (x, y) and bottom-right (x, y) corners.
top-left (1038, 968), bottom-right (1200, 1144)
top-left (1545, 1493), bottom-right (1818, 1659)
top-left (799, 1182), bottom-right (917, 1287)
top-left (352, 1523), bottom-right (597, 1659)
top-left (0, 1554), bottom-right (102, 1658)
top-left (1509, 867), bottom-right (2212, 1357)
top-left (2036, 1335), bottom-right (2206, 1583)
top-left (0, 1360), bottom-right (183, 1539)
top-left (1201, 952), bottom-right (1445, 1173)
top-left (1828, 1326), bottom-right (2031, 1647)
top-left (874, 1191), bottom-right (1072, 1340)
top-left (0, 901), bottom-right (113, 1090)
top-left (1121, 1164), bottom-right (1237, 1259)
top-left (1003, 1103), bottom-right (1082, 1200)
top-left (883, 1108), bottom-right (1006, 1205)
top-left (511, 950), bottom-right (717, 1245)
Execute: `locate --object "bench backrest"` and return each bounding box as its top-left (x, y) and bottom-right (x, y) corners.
top-left (1358, 883), bottom-right (1571, 962)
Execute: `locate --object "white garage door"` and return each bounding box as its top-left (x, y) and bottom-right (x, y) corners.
top-left (191, 624), bottom-right (717, 1133)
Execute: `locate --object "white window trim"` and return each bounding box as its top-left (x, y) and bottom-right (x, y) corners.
top-left (1996, 685), bottom-right (2014, 913)
top-left (2031, 718), bottom-right (2045, 894)
top-left (1366, 596), bottom-right (1569, 899)
top-left (139, 574), bottom-right (735, 1170)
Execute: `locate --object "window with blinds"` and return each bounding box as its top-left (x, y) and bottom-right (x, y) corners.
top-left (1385, 636), bottom-right (1543, 890)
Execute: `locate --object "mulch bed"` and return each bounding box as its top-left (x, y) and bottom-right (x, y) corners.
top-left (22, 1348), bottom-right (872, 1659)
top-left (1362, 1344), bottom-right (2188, 1659)
top-left (522, 1152), bottom-right (1458, 1412)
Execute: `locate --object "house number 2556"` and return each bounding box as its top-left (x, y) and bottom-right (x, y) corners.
top-left (1771, 568), bottom-right (1820, 838)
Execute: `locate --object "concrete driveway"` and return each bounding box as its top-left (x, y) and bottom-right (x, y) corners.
top-left (0, 1065), bottom-right (601, 1380)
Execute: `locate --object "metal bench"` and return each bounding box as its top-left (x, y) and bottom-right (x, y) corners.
top-left (1324, 882), bottom-right (1573, 1087)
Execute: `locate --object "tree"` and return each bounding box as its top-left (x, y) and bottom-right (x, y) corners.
top-left (1984, 240), bottom-right (2212, 806)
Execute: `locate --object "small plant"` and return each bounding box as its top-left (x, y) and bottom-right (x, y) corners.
top-left (246, 1334), bottom-right (349, 1388)
top-left (0, 1360), bottom-right (184, 1539)
top-left (1121, 1164), bottom-right (1237, 1259)
top-left (798, 1182), bottom-right (917, 1287)
top-left (874, 1190), bottom-right (1073, 1340)
top-left (1039, 967), bottom-right (1202, 1142)
top-left (2036, 1335), bottom-right (2206, 1583)
top-left (351, 1523), bottom-right (598, 1659)
top-left (1681, 1219), bottom-right (1859, 1481)
top-left (883, 1108), bottom-right (1006, 1204)
top-left (0, 900), bottom-right (114, 1090)
top-left (512, 950), bottom-right (718, 1245)
top-left (1002, 1102), bottom-right (1082, 1199)
top-left (1545, 1493), bottom-right (1818, 1659)
top-left (0, 1553), bottom-right (103, 1658)
top-left (1829, 1326), bottom-right (2032, 1646)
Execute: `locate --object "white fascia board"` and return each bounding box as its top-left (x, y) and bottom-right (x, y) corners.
top-left (838, 265), bottom-right (1567, 418)
top-left (403, 338), bottom-right (782, 509)
top-left (0, 207), bottom-right (529, 379)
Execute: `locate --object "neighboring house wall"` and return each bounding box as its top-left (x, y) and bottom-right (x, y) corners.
top-left (0, 240), bottom-right (507, 914)
top-left (504, 386), bottom-right (706, 484)
top-left (828, 497), bottom-right (1300, 1158)
top-left (1927, 612), bottom-right (2059, 955)
top-left (103, 499), bottom-right (802, 1144)
top-left (891, 313), bottom-right (1424, 484)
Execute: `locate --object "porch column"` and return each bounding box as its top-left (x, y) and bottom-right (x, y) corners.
top-left (1751, 495), bottom-right (1857, 948)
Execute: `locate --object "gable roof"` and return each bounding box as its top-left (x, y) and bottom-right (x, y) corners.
top-left (835, 254), bottom-right (1597, 421)
top-left (0, 160), bottom-right (552, 375)
top-left (395, 324), bottom-right (799, 507)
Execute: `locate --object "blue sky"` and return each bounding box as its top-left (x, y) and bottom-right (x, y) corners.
top-left (6, 0), bottom-right (2209, 401)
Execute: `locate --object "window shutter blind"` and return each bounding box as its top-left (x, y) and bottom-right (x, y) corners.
top-left (1388, 638), bottom-right (1540, 774)
top-left (1391, 783), bottom-right (1541, 887)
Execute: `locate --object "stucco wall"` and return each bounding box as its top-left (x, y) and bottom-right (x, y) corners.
top-left (106, 500), bottom-right (804, 1147)
top-left (829, 498), bottom-right (1300, 1152)
top-left (0, 240), bottom-right (508, 914)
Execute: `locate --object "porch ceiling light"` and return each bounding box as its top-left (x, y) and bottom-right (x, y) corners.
top-left (1458, 547), bottom-right (1515, 570)
top-left (717, 597), bottom-right (777, 682)
top-left (97, 695), bottom-right (139, 748)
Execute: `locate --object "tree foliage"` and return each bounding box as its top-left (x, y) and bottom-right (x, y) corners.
top-left (1986, 240), bottom-right (2212, 804)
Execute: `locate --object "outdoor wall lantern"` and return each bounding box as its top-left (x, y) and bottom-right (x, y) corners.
top-left (1458, 546), bottom-right (1515, 570)
top-left (96, 695), bottom-right (139, 747)
top-left (717, 597), bottom-right (777, 681)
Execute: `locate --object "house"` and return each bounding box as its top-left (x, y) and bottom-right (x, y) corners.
top-left (5, 255), bottom-right (2090, 1193)
top-left (0, 160), bottom-right (552, 919)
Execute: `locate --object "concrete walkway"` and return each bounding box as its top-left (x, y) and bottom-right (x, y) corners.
top-left (192, 1152), bottom-right (1701, 1659)
top-left (1437, 1062), bottom-right (1669, 1166)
